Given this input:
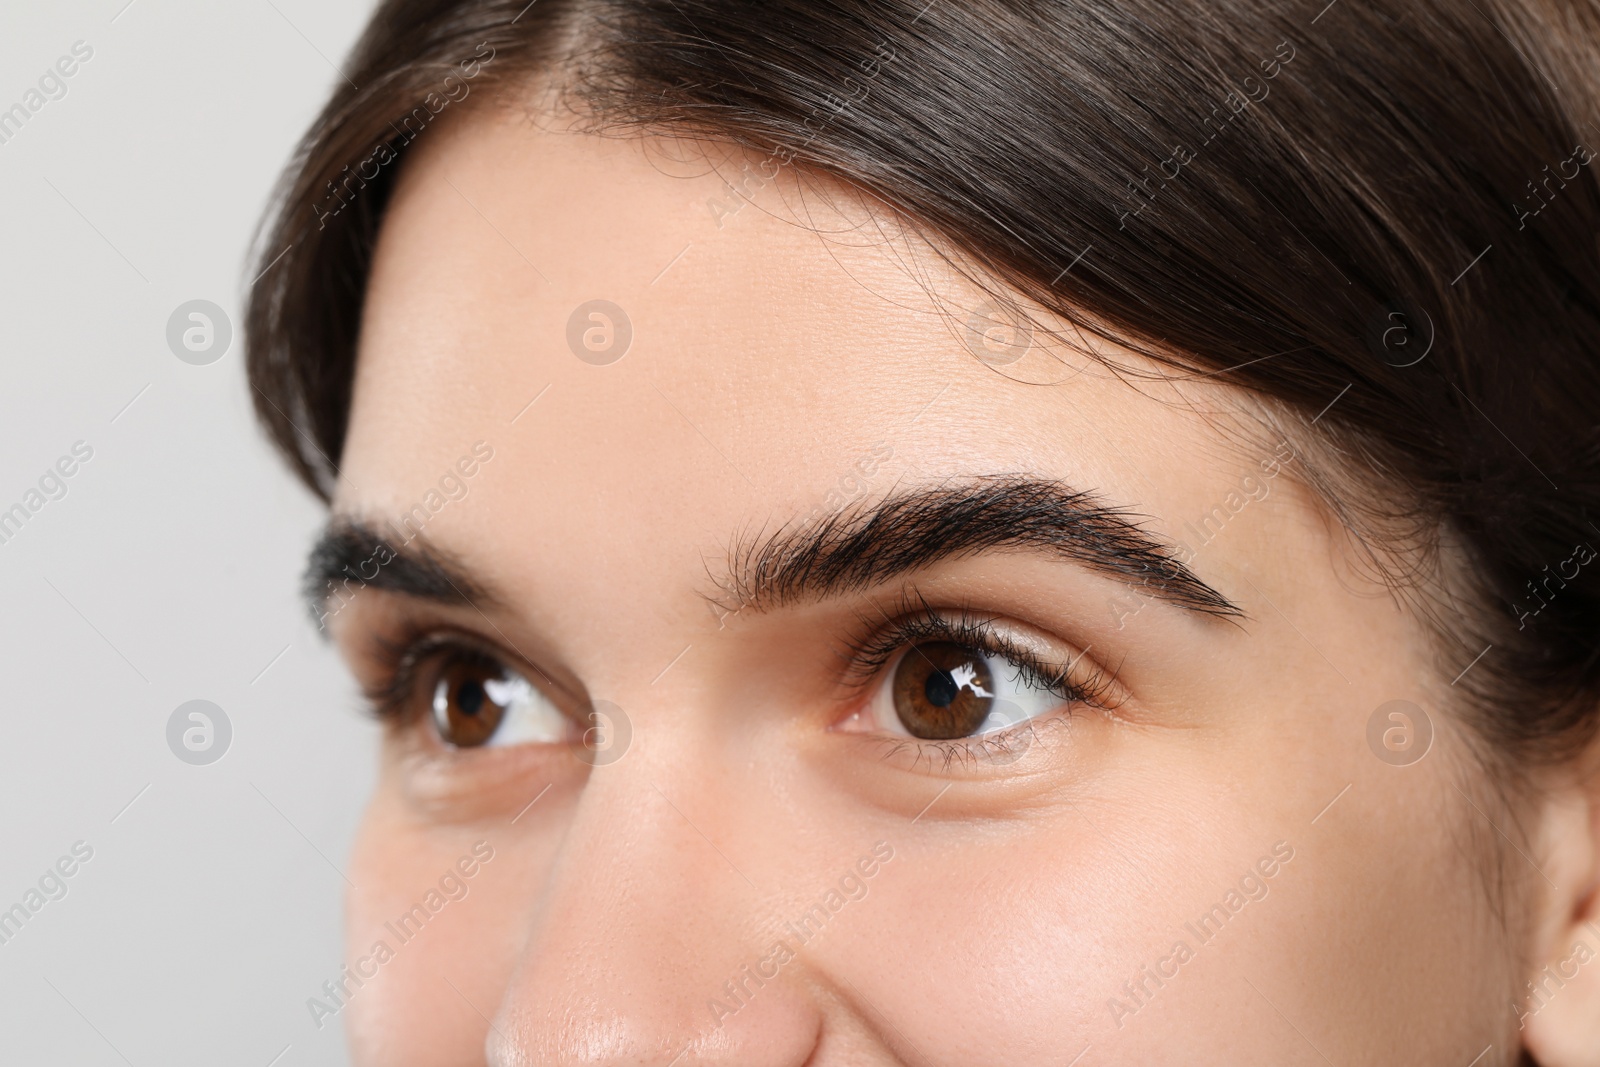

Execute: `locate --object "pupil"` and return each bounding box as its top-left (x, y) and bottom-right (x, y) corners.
top-left (924, 669), bottom-right (959, 708)
top-left (457, 679), bottom-right (485, 717)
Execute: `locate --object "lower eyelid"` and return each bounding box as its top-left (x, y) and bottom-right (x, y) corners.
top-left (873, 713), bottom-right (1073, 774)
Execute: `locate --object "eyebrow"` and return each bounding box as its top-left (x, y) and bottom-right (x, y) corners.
top-left (305, 476), bottom-right (1242, 625)
top-left (718, 475), bottom-right (1242, 619)
top-left (303, 519), bottom-right (491, 625)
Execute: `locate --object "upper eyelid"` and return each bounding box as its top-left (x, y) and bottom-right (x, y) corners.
top-left (336, 582), bottom-right (574, 688)
top-left (364, 604), bottom-right (1117, 728)
top-left (362, 626), bottom-right (562, 724)
top-left (839, 606), bottom-right (1108, 705)
top-left (360, 629), bottom-right (463, 721)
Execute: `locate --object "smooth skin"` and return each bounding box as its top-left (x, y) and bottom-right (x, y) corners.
top-left (322, 95), bottom-right (1600, 1065)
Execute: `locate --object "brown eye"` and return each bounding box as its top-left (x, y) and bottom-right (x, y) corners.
top-left (891, 641), bottom-right (998, 739)
top-left (430, 651), bottom-right (512, 748)
top-left (419, 645), bottom-right (574, 750)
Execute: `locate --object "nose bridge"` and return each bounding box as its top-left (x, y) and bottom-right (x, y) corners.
top-left (487, 752), bottom-right (821, 1067)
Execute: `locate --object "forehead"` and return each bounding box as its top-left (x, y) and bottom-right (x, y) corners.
top-left (339, 103), bottom-right (1295, 614)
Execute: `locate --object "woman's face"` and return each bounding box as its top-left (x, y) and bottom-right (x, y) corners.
top-left (324, 103), bottom-right (1536, 1065)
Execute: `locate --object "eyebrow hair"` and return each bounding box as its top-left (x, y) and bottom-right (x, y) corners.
top-left (303, 519), bottom-right (490, 625)
top-left (305, 477), bottom-right (1242, 627)
top-left (717, 476), bottom-right (1242, 620)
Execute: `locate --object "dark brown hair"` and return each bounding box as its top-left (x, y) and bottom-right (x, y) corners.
top-left (246, 0), bottom-right (1600, 765)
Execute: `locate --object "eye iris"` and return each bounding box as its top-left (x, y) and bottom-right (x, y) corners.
top-left (432, 657), bottom-right (509, 747)
top-left (892, 641), bottom-right (995, 739)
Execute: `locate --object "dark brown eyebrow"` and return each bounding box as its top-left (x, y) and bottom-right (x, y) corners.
top-left (303, 518), bottom-right (492, 627)
top-left (305, 477), bottom-right (1242, 628)
top-left (716, 476), bottom-right (1242, 619)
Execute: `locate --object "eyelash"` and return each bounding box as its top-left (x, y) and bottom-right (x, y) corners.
top-left (838, 591), bottom-right (1117, 767)
top-left (359, 625), bottom-right (496, 726)
top-left (355, 598), bottom-right (1117, 764)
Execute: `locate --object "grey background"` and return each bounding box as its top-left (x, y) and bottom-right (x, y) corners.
top-left (1, 2), bottom-right (382, 1064)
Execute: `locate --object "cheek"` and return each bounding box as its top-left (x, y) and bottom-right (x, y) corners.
top-left (1257, 766), bottom-right (1519, 1060)
top-left (344, 788), bottom-right (545, 1066)
top-left (797, 800), bottom-right (1276, 1062)
top-left (796, 823), bottom-right (1111, 1059)
top-left (799, 753), bottom-right (1511, 1066)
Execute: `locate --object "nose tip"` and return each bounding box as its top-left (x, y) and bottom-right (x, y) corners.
top-left (485, 968), bottom-right (823, 1067)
